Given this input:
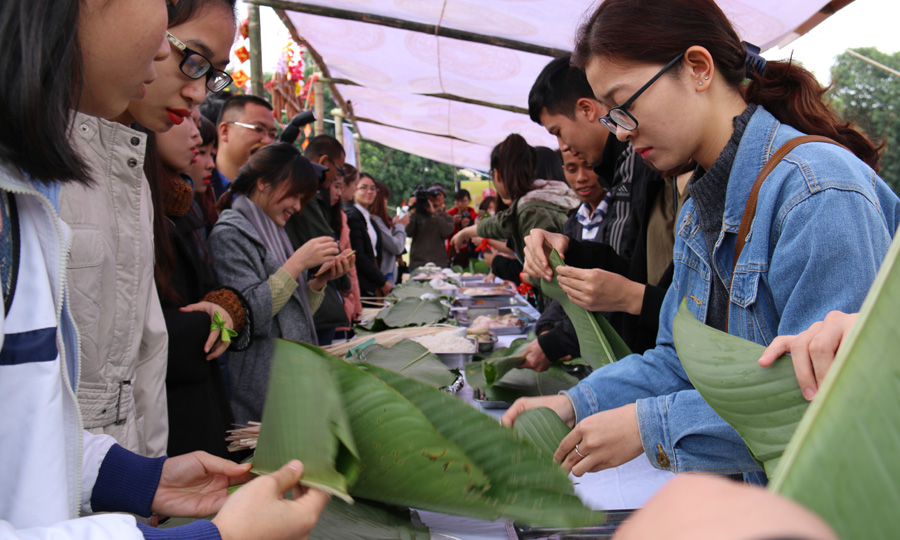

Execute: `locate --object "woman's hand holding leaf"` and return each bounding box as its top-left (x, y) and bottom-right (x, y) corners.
top-left (556, 266), bottom-right (645, 315)
top-left (523, 230), bottom-right (569, 281)
top-left (759, 311), bottom-right (858, 401)
top-left (501, 394), bottom-right (575, 429)
top-left (555, 403), bottom-right (643, 476)
top-left (309, 249), bottom-right (354, 291)
top-left (212, 460), bottom-right (330, 540)
top-left (179, 301), bottom-right (233, 360)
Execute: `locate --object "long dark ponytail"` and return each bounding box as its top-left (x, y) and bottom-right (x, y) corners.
top-left (571, 0), bottom-right (880, 171)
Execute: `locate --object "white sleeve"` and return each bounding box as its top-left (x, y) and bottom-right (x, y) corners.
top-left (80, 431), bottom-right (117, 515)
top-left (0, 514), bottom-right (143, 540)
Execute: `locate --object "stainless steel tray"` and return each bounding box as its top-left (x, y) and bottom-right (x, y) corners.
top-left (507, 510), bottom-right (635, 539)
top-left (455, 307), bottom-right (535, 335)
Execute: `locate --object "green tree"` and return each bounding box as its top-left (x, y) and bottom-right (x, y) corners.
top-left (828, 47), bottom-right (900, 194)
top-left (357, 140), bottom-right (457, 209)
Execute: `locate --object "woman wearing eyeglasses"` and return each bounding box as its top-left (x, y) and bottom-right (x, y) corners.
top-left (345, 173), bottom-right (391, 298)
top-left (504, 0), bottom-right (900, 482)
top-left (59, 0), bottom-right (237, 457)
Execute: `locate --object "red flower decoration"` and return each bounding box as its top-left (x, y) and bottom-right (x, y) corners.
top-left (234, 45), bottom-right (250, 64)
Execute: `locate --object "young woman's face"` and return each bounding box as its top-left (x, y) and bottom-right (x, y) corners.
top-left (562, 147), bottom-right (605, 207)
top-left (329, 179), bottom-right (344, 206)
top-left (491, 170), bottom-right (508, 200)
top-left (77, 0), bottom-right (169, 119)
top-left (257, 180), bottom-right (304, 227)
top-left (124, 4), bottom-right (236, 132)
top-left (584, 54), bottom-right (699, 173)
top-left (156, 113), bottom-right (201, 172)
top-left (186, 143), bottom-right (215, 193)
top-left (354, 177), bottom-right (377, 208)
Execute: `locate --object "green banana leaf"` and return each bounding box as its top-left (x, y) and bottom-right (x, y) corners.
top-left (389, 280), bottom-right (440, 300)
top-left (671, 299), bottom-right (808, 475)
top-left (377, 298), bottom-right (450, 328)
top-left (311, 498), bottom-right (431, 540)
top-left (767, 235), bottom-right (900, 540)
top-left (363, 364), bottom-right (603, 527)
top-left (465, 334), bottom-right (532, 389)
top-left (513, 407), bottom-right (572, 458)
top-left (540, 250), bottom-right (631, 368)
top-left (252, 340), bottom-right (360, 502)
top-left (347, 340), bottom-right (456, 388)
top-left (257, 340), bottom-right (604, 528)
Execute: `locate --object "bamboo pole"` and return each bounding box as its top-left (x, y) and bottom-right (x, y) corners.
top-left (845, 49), bottom-right (900, 79)
top-left (332, 107), bottom-right (345, 145)
top-left (248, 4), bottom-right (264, 97)
top-left (246, 0), bottom-right (568, 58)
top-left (313, 78), bottom-right (325, 136)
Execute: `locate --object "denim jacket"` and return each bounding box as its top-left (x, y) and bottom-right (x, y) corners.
top-left (566, 106), bottom-right (900, 477)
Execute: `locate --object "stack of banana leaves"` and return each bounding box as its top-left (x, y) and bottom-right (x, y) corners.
top-left (248, 339), bottom-right (604, 538)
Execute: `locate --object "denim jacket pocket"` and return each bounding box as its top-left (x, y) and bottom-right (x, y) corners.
top-left (729, 270), bottom-right (777, 344)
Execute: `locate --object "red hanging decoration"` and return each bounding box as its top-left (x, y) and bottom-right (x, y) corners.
top-left (239, 18), bottom-right (249, 39)
top-left (231, 69), bottom-right (250, 88)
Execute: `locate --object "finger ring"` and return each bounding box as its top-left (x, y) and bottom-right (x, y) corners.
top-left (574, 444), bottom-right (586, 458)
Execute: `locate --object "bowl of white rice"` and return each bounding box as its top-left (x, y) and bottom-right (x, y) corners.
top-left (411, 330), bottom-right (476, 368)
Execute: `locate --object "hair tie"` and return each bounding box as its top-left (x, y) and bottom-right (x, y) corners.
top-left (742, 41), bottom-right (767, 80)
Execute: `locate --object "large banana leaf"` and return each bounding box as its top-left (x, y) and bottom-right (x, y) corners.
top-left (513, 407), bottom-right (572, 458)
top-left (257, 340), bottom-right (604, 528)
top-left (347, 340), bottom-right (456, 388)
top-left (480, 365), bottom-right (580, 403)
top-left (363, 364), bottom-right (603, 526)
top-left (768, 234), bottom-right (900, 540)
top-left (388, 280), bottom-right (440, 300)
top-left (540, 250), bottom-right (631, 368)
top-left (672, 300), bottom-right (808, 476)
top-left (252, 340), bottom-right (360, 502)
top-left (377, 298), bottom-right (450, 328)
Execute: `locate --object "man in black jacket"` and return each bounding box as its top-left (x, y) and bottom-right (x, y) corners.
top-left (524, 54), bottom-right (672, 370)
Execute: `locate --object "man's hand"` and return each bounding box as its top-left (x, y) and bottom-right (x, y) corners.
top-left (523, 230), bottom-right (569, 281)
top-left (151, 452), bottom-right (253, 518)
top-left (212, 460), bottom-right (331, 540)
top-left (555, 266), bottom-right (645, 315)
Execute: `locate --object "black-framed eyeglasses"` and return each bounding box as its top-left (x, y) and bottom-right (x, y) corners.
top-left (326, 156), bottom-right (345, 177)
top-left (226, 121), bottom-right (277, 140)
top-left (166, 31), bottom-right (232, 93)
top-left (599, 52), bottom-right (685, 134)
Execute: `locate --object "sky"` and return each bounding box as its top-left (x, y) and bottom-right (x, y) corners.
top-left (235, 0), bottom-right (900, 87)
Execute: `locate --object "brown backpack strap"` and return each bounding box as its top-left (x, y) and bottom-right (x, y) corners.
top-left (726, 134), bottom-right (846, 331)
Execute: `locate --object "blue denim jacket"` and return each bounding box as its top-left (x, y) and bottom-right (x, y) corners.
top-left (566, 106), bottom-right (900, 477)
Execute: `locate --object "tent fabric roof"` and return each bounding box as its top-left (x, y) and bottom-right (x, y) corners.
top-left (262, 0), bottom-right (846, 170)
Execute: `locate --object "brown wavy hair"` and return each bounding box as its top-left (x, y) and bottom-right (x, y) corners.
top-left (571, 0), bottom-right (880, 171)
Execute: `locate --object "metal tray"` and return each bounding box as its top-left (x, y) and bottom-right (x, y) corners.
top-left (455, 295), bottom-right (530, 308)
top-left (455, 307), bottom-right (535, 335)
top-left (507, 510), bottom-right (635, 539)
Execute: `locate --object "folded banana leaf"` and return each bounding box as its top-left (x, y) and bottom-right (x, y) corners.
top-left (347, 340), bottom-right (456, 388)
top-left (377, 298), bottom-right (451, 328)
top-left (253, 340), bottom-right (604, 528)
top-left (672, 300), bottom-right (808, 476)
top-left (252, 340), bottom-right (360, 502)
top-left (465, 334), bottom-right (531, 389)
top-left (540, 250), bottom-right (631, 368)
top-left (768, 235), bottom-right (900, 540)
top-left (388, 280), bottom-right (441, 300)
top-left (512, 407), bottom-right (571, 458)
top-left (479, 365), bottom-right (580, 403)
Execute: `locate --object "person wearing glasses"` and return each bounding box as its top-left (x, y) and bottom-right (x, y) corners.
top-left (59, 0), bottom-right (238, 458)
top-left (503, 0), bottom-right (900, 483)
top-left (212, 95), bottom-right (278, 198)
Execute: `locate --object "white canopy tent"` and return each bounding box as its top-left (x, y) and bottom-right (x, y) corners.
top-left (250, 0), bottom-right (853, 171)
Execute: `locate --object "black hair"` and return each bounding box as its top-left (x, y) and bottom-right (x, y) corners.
top-left (304, 134), bottom-right (345, 162)
top-left (454, 189), bottom-right (472, 201)
top-left (218, 143), bottom-right (319, 211)
top-left (197, 116), bottom-right (217, 147)
top-left (528, 54), bottom-right (597, 125)
top-left (0, 0), bottom-right (88, 184)
top-left (200, 91), bottom-right (232, 125)
top-left (534, 146), bottom-right (565, 182)
top-left (168, 0), bottom-right (237, 28)
top-left (217, 94), bottom-right (274, 126)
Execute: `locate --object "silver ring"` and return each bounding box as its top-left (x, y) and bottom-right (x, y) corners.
top-left (574, 444), bottom-right (585, 458)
